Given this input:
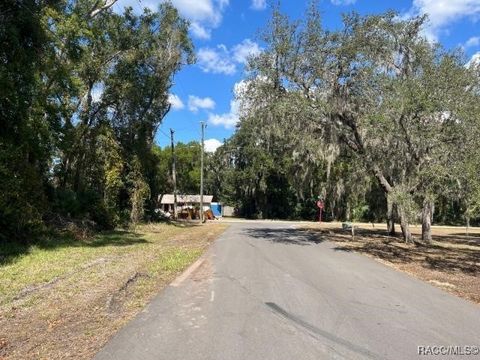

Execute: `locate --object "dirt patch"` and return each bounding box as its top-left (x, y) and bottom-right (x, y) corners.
top-left (0, 223), bottom-right (227, 360)
top-left (13, 257), bottom-right (112, 302)
top-left (106, 272), bottom-right (151, 314)
top-left (306, 223), bottom-right (480, 304)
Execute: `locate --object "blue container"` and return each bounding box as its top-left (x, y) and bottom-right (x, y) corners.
top-left (210, 203), bottom-right (222, 217)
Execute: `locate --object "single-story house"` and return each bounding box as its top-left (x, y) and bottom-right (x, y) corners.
top-left (158, 194), bottom-right (213, 219)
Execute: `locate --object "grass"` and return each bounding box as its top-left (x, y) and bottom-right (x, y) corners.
top-left (0, 229), bottom-right (156, 306)
top-left (0, 222), bottom-right (227, 360)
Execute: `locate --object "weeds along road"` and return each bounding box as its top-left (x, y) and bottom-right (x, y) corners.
top-left (95, 222), bottom-right (480, 360)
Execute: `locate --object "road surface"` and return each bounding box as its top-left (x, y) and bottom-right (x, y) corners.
top-left (95, 222), bottom-right (480, 360)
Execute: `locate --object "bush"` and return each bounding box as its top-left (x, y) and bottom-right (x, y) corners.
top-left (0, 147), bottom-right (46, 242)
top-left (53, 188), bottom-right (115, 230)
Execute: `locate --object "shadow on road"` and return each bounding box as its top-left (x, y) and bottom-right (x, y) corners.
top-left (312, 227), bottom-right (480, 275)
top-left (244, 227), bottom-right (325, 246)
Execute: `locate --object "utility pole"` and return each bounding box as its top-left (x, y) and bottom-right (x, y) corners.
top-left (170, 128), bottom-right (177, 220)
top-left (200, 121), bottom-right (206, 223)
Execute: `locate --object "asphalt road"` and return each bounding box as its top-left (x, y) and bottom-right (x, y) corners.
top-left (95, 222), bottom-right (480, 360)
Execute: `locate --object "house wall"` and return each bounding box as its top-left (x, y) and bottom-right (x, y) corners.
top-left (222, 206), bottom-right (235, 217)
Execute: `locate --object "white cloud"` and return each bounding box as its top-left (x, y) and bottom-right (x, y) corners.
top-left (207, 80), bottom-right (249, 128)
top-left (251, 0), bottom-right (266, 10)
top-left (168, 94), bottom-right (184, 110)
top-left (166, 0), bottom-right (228, 26)
top-left (167, 0), bottom-right (228, 39)
top-left (117, 0), bottom-right (229, 40)
top-left (190, 22), bottom-right (211, 40)
top-left (188, 95), bottom-right (216, 112)
top-left (404, 0), bottom-right (480, 42)
top-left (197, 45), bottom-right (237, 74)
top-left (465, 36), bottom-right (480, 48)
top-left (197, 39), bottom-right (261, 75)
top-left (331, 0), bottom-right (356, 5)
top-left (232, 39), bottom-right (262, 64)
top-left (204, 138), bottom-right (223, 152)
top-left (467, 51), bottom-right (480, 67)
top-left (208, 101), bottom-right (239, 128)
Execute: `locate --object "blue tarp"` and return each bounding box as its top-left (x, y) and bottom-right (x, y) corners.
top-left (211, 203), bottom-right (222, 217)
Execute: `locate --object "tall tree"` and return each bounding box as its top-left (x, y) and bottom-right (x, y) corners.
top-left (0, 0), bottom-right (194, 239)
top-left (235, 4), bottom-right (480, 241)
top-left (0, 0), bottom-right (56, 239)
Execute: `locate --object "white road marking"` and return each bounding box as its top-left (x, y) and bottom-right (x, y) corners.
top-left (210, 290), bottom-right (215, 302)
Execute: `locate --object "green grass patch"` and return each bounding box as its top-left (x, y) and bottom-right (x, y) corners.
top-left (0, 224), bottom-right (186, 306)
top-left (147, 248), bottom-right (203, 275)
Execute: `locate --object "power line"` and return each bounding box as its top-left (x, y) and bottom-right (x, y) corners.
top-left (158, 128), bottom-right (170, 139)
top-left (174, 123), bottom-right (201, 134)
top-left (135, 0), bottom-right (145, 15)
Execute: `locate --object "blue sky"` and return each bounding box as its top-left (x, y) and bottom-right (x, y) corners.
top-left (115, 0), bottom-right (480, 152)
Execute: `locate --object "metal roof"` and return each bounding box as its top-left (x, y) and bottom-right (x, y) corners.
top-left (159, 194), bottom-right (213, 204)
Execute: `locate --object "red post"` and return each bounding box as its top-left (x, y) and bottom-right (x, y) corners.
top-left (316, 200), bottom-right (324, 223)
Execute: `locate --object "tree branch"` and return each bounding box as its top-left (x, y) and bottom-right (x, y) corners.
top-left (89, 0), bottom-right (118, 18)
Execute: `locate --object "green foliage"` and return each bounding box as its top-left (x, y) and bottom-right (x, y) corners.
top-left (0, 144), bottom-right (47, 240)
top-left (128, 157), bottom-right (151, 225)
top-left (97, 125), bottom-right (124, 222)
top-left (212, 3), bottom-right (480, 231)
top-left (388, 187), bottom-right (419, 224)
top-left (209, 116), bottom-right (331, 220)
top-left (153, 141), bottom-right (202, 196)
top-left (0, 0), bottom-right (193, 240)
top-left (0, 0), bottom-right (53, 240)
top-left (2, 0), bottom-right (480, 244)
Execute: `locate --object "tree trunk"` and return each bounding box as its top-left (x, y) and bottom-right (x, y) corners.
top-left (371, 167), bottom-right (396, 235)
top-left (421, 199), bottom-right (433, 243)
top-left (466, 216), bottom-right (470, 237)
top-left (387, 197), bottom-right (396, 236)
top-left (398, 205), bottom-right (413, 243)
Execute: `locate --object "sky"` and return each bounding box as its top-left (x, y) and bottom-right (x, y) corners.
top-left (114, 0), bottom-right (480, 152)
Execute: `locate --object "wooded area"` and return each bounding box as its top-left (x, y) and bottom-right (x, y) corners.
top-left (1, 0), bottom-right (193, 240)
top-left (2, 0), bottom-right (480, 245)
top-left (208, 4), bottom-right (480, 243)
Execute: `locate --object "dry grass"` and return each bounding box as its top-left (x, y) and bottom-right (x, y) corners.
top-left (306, 222), bottom-right (480, 305)
top-left (0, 222), bottom-right (227, 360)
